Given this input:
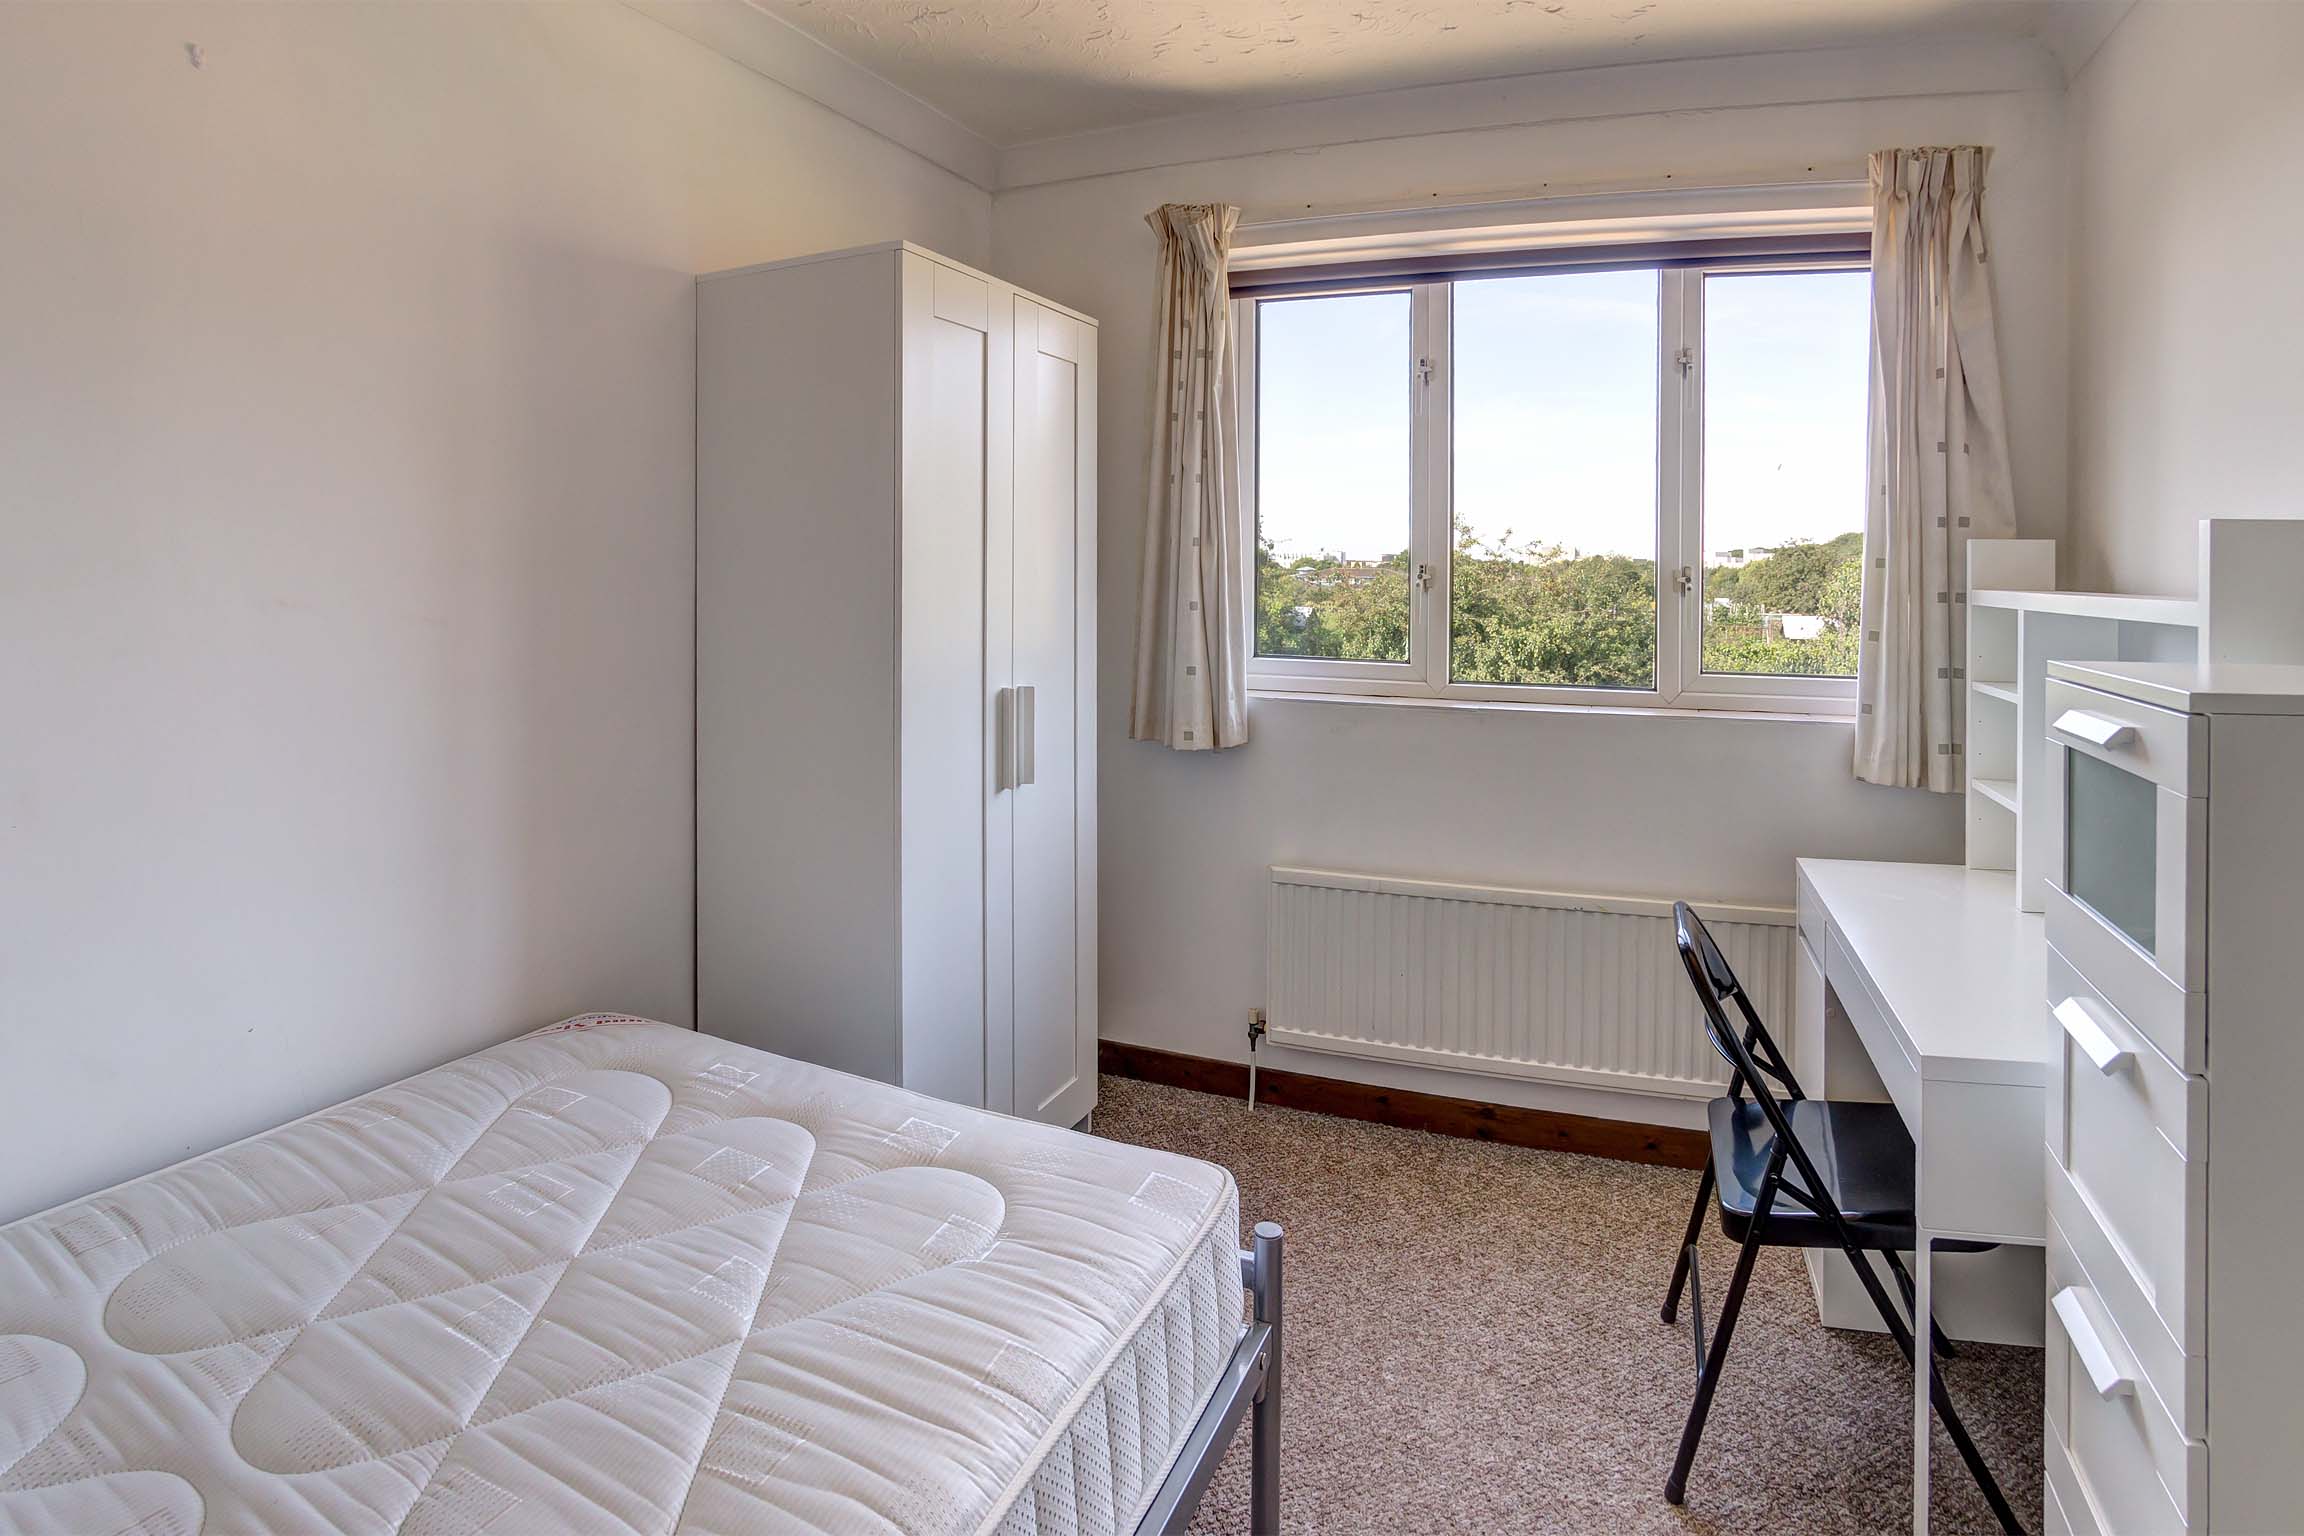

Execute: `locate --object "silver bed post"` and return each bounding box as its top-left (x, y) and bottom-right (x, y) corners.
top-left (1249, 1220), bottom-right (1283, 1535)
top-left (1130, 1219), bottom-right (1285, 1536)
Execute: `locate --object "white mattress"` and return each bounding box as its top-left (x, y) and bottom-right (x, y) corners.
top-left (0, 1017), bottom-right (1242, 1536)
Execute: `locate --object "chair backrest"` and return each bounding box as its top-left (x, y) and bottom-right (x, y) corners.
top-left (1672, 902), bottom-right (1804, 1106)
top-left (1673, 901), bottom-right (1835, 1216)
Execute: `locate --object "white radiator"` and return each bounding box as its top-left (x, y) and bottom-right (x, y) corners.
top-left (1264, 867), bottom-right (1796, 1099)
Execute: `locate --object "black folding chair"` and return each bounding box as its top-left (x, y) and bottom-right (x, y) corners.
top-left (1659, 902), bottom-right (2023, 1534)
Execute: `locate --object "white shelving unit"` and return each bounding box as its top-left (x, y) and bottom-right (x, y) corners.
top-left (1963, 520), bottom-right (2304, 910)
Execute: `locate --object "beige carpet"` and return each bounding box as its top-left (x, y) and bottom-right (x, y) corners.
top-left (1093, 1075), bottom-right (2042, 1535)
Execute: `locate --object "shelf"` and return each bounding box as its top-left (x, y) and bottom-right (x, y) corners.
top-left (1971, 680), bottom-right (2019, 705)
top-left (1972, 777), bottom-right (2019, 813)
top-left (1970, 588), bottom-right (2199, 628)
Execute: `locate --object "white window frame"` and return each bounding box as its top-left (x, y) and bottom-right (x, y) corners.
top-left (1234, 260), bottom-right (1865, 716)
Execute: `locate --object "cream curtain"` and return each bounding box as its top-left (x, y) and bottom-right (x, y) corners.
top-left (1855, 146), bottom-right (2016, 791)
top-left (1130, 203), bottom-right (1249, 751)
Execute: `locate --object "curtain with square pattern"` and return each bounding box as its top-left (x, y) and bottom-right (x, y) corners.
top-left (1856, 146), bottom-right (2016, 791)
top-left (1130, 203), bottom-right (1249, 751)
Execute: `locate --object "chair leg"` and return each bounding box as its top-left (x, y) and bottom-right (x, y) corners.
top-left (1664, 1219), bottom-right (1762, 1506)
top-left (1840, 1240), bottom-right (2025, 1536)
top-left (1879, 1248), bottom-right (1958, 1359)
top-left (1661, 1162), bottom-right (1715, 1324)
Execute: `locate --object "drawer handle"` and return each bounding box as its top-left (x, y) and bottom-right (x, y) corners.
top-left (2053, 709), bottom-right (2137, 748)
top-left (2053, 996), bottom-right (2134, 1074)
top-left (2052, 1286), bottom-right (2136, 1401)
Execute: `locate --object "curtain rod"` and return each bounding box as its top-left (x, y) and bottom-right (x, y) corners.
top-left (1235, 174), bottom-right (1870, 235)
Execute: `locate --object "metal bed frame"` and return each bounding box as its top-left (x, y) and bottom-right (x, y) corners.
top-left (1132, 1221), bottom-right (1285, 1536)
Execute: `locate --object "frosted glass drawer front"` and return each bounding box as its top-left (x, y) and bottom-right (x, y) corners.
top-left (2056, 758), bottom-right (2201, 990)
top-left (2045, 886), bottom-right (2205, 1075)
top-left (2043, 678), bottom-right (2206, 991)
top-left (2046, 1224), bottom-right (2202, 1536)
top-left (2065, 747), bottom-right (2162, 954)
top-left (2045, 946), bottom-right (2206, 1357)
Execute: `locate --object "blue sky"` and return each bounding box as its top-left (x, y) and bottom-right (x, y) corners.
top-left (1255, 268), bottom-right (1871, 564)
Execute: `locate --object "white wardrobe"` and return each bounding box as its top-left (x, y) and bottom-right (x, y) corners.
top-left (696, 242), bottom-right (1098, 1128)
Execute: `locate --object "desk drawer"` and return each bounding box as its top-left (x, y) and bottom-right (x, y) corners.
top-left (1796, 869), bottom-right (1825, 954)
top-left (1792, 924), bottom-right (1826, 1088)
top-left (1822, 927), bottom-right (1918, 1128)
top-left (2046, 1222), bottom-right (2204, 1535)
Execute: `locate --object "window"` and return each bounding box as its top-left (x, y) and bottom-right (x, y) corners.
top-left (1253, 292), bottom-right (1414, 664)
top-left (1236, 257), bottom-right (1870, 713)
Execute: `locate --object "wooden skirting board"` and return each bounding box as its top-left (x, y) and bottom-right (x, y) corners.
top-left (1097, 1041), bottom-right (1708, 1170)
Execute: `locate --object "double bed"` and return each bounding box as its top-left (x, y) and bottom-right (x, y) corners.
top-left (0, 1016), bottom-right (1280, 1535)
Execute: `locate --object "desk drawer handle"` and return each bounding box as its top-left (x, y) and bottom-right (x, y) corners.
top-left (2053, 709), bottom-right (2137, 749)
top-left (2054, 996), bottom-right (2134, 1074)
top-left (2053, 1286), bottom-right (2136, 1401)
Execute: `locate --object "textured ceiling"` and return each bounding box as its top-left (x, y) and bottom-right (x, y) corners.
top-left (756, 0), bottom-right (2094, 144)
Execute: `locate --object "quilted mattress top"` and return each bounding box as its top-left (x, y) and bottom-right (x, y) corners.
top-left (0, 1017), bottom-right (1239, 1535)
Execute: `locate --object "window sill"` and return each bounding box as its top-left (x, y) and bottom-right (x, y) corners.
top-left (1247, 687), bottom-right (1855, 727)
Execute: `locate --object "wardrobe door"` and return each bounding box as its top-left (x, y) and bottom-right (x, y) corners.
top-left (897, 254), bottom-right (994, 1109)
top-left (1010, 296), bottom-right (1094, 1127)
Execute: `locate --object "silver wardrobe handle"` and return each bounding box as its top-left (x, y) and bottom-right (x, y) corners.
top-left (995, 687), bottom-right (1016, 791)
top-left (1014, 685), bottom-right (1036, 788)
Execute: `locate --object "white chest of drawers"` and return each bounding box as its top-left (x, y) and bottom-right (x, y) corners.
top-left (2039, 660), bottom-right (2304, 1536)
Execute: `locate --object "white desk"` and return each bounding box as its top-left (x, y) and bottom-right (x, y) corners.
top-left (1794, 858), bottom-right (2050, 1536)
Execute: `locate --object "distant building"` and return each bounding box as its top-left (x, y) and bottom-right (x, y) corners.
top-left (1291, 558), bottom-right (1387, 588)
top-left (1780, 613), bottom-right (1827, 640)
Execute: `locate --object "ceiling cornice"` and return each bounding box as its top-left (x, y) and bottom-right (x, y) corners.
top-left (627, 4), bottom-right (2064, 201)
top-left (995, 36), bottom-right (2066, 191)
top-left (2037, 0), bottom-right (2138, 81)
top-left (624, 0), bottom-right (1001, 191)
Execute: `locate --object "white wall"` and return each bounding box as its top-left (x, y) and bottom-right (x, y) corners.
top-left (0, 1), bottom-right (988, 1220)
top-left (993, 58), bottom-right (2070, 1123)
top-left (2064, 1), bottom-right (2304, 595)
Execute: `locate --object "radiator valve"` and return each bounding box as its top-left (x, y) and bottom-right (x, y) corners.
top-left (1246, 1010), bottom-right (1266, 1108)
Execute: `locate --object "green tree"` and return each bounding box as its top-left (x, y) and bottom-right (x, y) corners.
top-left (1450, 530), bottom-right (1656, 688)
top-left (1819, 555), bottom-right (1863, 628)
top-left (1255, 525), bottom-right (1863, 686)
top-left (1255, 543), bottom-right (1409, 662)
top-left (1733, 532), bottom-right (1862, 615)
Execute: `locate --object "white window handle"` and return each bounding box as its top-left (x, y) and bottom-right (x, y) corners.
top-left (2053, 995), bottom-right (2134, 1074)
top-left (2052, 1286), bottom-right (2135, 1400)
top-left (2054, 709), bottom-right (2137, 748)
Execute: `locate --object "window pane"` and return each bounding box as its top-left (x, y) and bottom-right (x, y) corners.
top-left (1450, 270), bottom-right (1659, 690)
top-left (1700, 270), bottom-right (1869, 678)
top-left (1254, 292), bottom-right (1412, 663)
